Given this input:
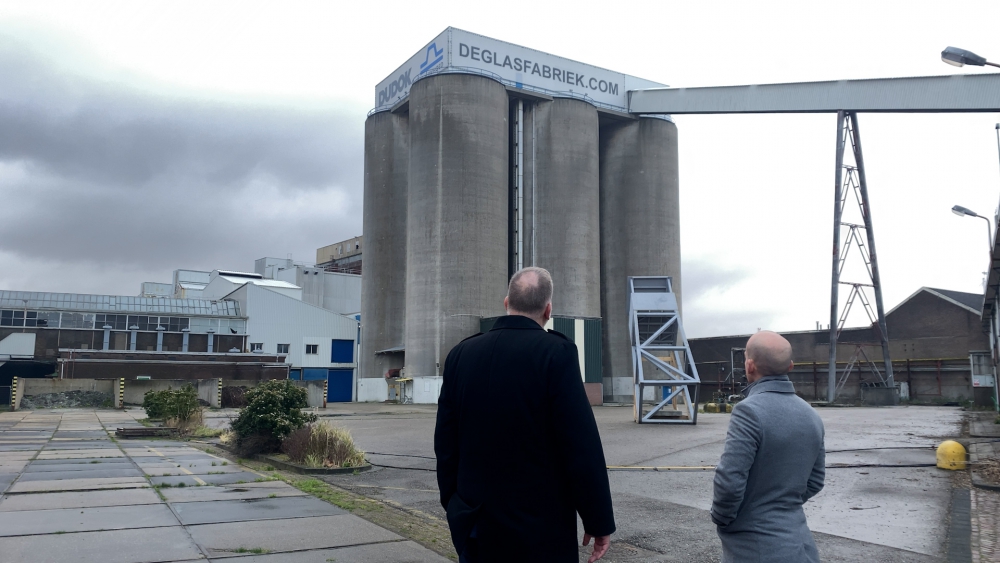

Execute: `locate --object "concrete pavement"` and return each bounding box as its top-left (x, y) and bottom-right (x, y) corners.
top-left (313, 403), bottom-right (965, 562)
top-left (0, 409), bottom-right (447, 563)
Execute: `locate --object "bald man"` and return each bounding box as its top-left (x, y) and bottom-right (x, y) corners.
top-left (711, 331), bottom-right (825, 563)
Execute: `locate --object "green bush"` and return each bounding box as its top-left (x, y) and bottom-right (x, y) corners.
top-left (231, 380), bottom-right (316, 456)
top-left (142, 385), bottom-right (200, 424)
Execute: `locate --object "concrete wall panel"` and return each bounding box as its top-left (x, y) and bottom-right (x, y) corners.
top-left (599, 118), bottom-right (680, 401)
top-left (405, 74), bottom-right (509, 378)
top-left (532, 99), bottom-right (601, 318)
top-left (361, 111), bottom-right (409, 380)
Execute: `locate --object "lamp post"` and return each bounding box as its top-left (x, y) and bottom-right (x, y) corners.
top-left (951, 205), bottom-right (993, 251)
top-left (941, 46), bottom-right (1000, 69)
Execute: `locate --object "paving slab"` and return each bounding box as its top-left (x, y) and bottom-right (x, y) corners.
top-left (172, 496), bottom-right (344, 525)
top-left (16, 468), bottom-right (143, 481)
top-left (44, 442), bottom-right (114, 450)
top-left (159, 483), bottom-right (306, 503)
top-left (0, 504), bottom-right (178, 536)
top-left (29, 457), bottom-right (126, 466)
top-left (188, 514), bottom-right (402, 557)
top-left (151, 472), bottom-right (265, 487)
top-left (0, 488), bottom-right (162, 511)
top-left (6, 476), bottom-right (149, 493)
top-left (148, 463), bottom-right (245, 476)
top-left (0, 453), bottom-right (36, 461)
top-left (25, 460), bottom-right (133, 472)
top-left (0, 525), bottom-right (203, 563)
top-left (36, 450), bottom-right (124, 459)
top-left (205, 541), bottom-right (450, 562)
top-left (0, 475), bottom-right (15, 493)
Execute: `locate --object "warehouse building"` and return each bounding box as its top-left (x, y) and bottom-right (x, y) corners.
top-left (690, 287), bottom-right (992, 406)
top-left (360, 28), bottom-right (677, 403)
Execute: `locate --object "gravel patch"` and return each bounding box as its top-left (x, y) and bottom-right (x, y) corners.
top-left (21, 390), bottom-right (113, 409)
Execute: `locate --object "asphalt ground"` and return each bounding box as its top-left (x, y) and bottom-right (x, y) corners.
top-left (270, 403), bottom-right (968, 562)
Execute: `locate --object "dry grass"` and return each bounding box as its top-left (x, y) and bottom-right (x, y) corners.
top-left (282, 421), bottom-right (366, 468)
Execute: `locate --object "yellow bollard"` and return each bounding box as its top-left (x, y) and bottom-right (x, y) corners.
top-left (704, 403), bottom-right (720, 413)
top-left (936, 440), bottom-right (967, 470)
top-left (725, 403), bottom-right (733, 413)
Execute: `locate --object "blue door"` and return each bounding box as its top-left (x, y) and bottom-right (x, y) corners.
top-left (327, 369), bottom-right (353, 402)
top-left (289, 369), bottom-right (301, 380)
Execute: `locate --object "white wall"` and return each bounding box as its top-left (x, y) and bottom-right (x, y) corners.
top-left (0, 333), bottom-right (36, 357)
top-left (274, 266), bottom-right (360, 315)
top-left (236, 283), bottom-right (358, 371)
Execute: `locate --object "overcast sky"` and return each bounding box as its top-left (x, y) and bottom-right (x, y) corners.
top-left (2, 0), bottom-right (999, 338)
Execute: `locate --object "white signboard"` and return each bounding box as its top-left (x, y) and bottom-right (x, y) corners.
top-left (374, 27), bottom-right (666, 113)
top-left (973, 374), bottom-right (995, 388)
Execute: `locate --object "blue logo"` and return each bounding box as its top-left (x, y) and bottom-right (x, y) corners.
top-left (419, 42), bottom-right (444, 75)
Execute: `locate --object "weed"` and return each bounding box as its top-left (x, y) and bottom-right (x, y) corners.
top-left (263, 465), bottom-right (274, 471)
top-left (221, 461), bottom-right (228, 466)
top-left (177, 482), bottom-right (186, 488)
top-left (267, 493), bottom-right (277, 499)
top-left (89, 460), bottom-right (101, 464)
top-left (211, 462), bottom-right (217, 467)
top-left (191, 426), bottom-right (225, 438)
top-left (207, 471), bottom-right (225, 475)
top-left (232, 548), bottom-right (270, 554)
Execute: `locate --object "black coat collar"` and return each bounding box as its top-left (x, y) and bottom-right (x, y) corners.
top-left (490, 315), bottom-right (545, 331)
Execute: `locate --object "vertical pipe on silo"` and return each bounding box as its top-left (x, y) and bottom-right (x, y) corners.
top-left (405, 74), bottom-right (509, 379)
top-left (360, 110), bottom-right (409, 381)
top-left (532, 98), bottom-right (601, 319)
top-left (599, 117), bottom-right (680, 403)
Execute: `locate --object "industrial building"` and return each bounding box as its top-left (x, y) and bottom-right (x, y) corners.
top-left (359, 28), bottom-right (678, 403)
top-left (316, 236), bottom-right (363, 275)
top-left (138, 264), bottom-right (362, 402)
top-left (690, 287), bottom-right (993, 406)
top-left (0, 289), bottom-right (281, 402)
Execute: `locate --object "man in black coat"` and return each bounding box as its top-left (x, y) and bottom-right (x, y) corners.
top-left (435, 266), bottom-right (616, 563)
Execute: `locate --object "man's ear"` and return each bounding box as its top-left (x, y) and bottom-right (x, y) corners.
top-left (504, 296), bottom-right (509, 312)
top-left (543, 302), bottom-right (552, 321)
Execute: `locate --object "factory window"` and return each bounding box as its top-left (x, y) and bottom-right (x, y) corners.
top-left (0, 310), bottom-right (35, 327)
top-left (250, 343), bottom-right (263, 352)
top-left (305, 344), bottom-right (318, 355)
top-left (95, 314), bottom-right (128, 330)
top-left (277, 344), bottom-right (290, 354)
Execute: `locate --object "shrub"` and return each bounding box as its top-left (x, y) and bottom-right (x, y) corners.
top-left (143, 385), bottom-right (200, 424)
top-left (221, 386), bottom-right (248, 408)
top-left (230, 380), bottom-right (316, 456)
top-left (282, 422), bottom-right (366, 468)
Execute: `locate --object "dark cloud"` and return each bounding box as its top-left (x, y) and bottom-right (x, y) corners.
top-left (0, 33), bottom-right (365, 293)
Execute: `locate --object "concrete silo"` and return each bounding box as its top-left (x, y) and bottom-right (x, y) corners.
top-left (404, 74), bottom-right (509, 379)
top-left (364, 28), bottom-right (674, 403)
top-left (360, 111), bottom-right (409, 381)
top-left (530, 99), bottom-right (601, 319)
top-left (599, 117), bottom-right (681, 403)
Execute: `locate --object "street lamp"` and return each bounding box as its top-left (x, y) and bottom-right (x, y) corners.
top-left (941, 46), bottom-right (1000, 69)
top-left (952, 205), bottom-right (994, 250)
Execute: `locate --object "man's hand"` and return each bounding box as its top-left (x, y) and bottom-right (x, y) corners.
top-left (582, 533), bottom-right (611, 563)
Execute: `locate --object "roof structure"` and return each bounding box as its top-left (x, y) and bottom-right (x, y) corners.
top-left (0, 290), bottom-right (242, 317)
top-left (886, 287), bottom-right (983, 317)
top-left (217, 276), bottom-right (299, 290)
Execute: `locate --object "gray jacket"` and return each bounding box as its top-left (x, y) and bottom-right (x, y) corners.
top-left (711, 375), bottom-right (825, 563)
